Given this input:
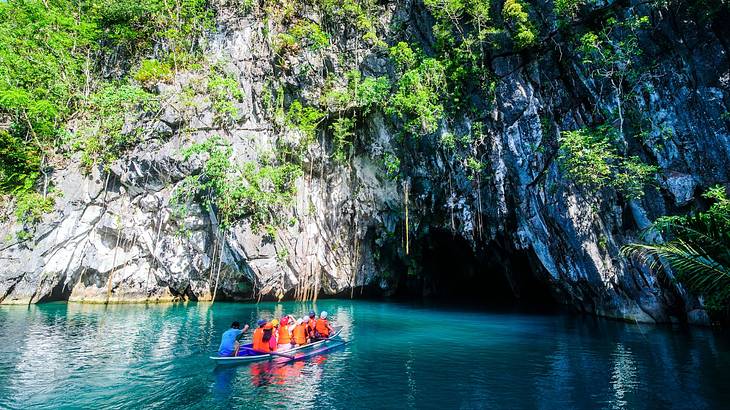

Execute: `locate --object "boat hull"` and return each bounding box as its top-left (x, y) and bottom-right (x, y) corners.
top-left (210, 327), bottom-right (343, 364)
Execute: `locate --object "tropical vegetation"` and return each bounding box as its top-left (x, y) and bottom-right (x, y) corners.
top-left (623, 186), bottom-right (730, 321)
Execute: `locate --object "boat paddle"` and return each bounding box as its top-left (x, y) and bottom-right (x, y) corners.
top-left (240, 346), bottom-right (296, 360)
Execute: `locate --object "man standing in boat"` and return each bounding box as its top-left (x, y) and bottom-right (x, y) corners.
top-left (217, 321), bottom-right (250, 357)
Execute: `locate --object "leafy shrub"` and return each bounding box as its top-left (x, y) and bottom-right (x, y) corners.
top-left (502, 0), bottom-right (536, 48)
top-left (175, 137), bottom-right (302, 231)
top-left (554, 0), bottom-right (584, 18)
top-left (0, 0), bottom-right (213, 201)
top-left (208, 74), bottom-right (245, 126)
top-left (321, 70), bottom-right (390, 114)
top-left (75, 83), bottom-right (159, 170)
top-left (134, 59), bottom-right (173, 86)
top-left (558, 127), bottom-right (657, 199)
top-left (0, 131), bottom-right (40, 194)
top-left (389, 42), bottom-right (417, 72)
top-left (330, 117), bottom-right (356, 163)
top-left (276, 20), bottom-right (329, 53)
top-left (15, 191), bottom-right (55, 226)
top-left (382, 152), bottom-right (401, 179)
top-left (386, 58), bottom-right (447, 137)
top-left (286, 100), bottom-right (326, 144)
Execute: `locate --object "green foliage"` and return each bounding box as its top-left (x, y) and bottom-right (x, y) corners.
top-left (465, 156), bottom-right (485, 180)
top-left (440, 132), bottom-right (457, 152)
top-left (330, 117), bottom-right (356, 163)
top-left (386, 58), bottom-right (447, 137)
top-left (558, 128), bottom-right (615, 189)
top-left (0, 131), bottom-right (40, 194)
top-left (614, 156), bottom-right (659, 200)
top-left (623, 186), bottom-right (730, 319)
top-left (286, 100), bottom-right (326, 144)
top-left (554, 0), bottom-right (585, 18)
top-left (389, 42), bottom-right (417, 72)
top-left (175, 137), bottom-right (302, 231)
top-left (420, 0), bottom-right (501, 109)
top-left (13, 190), bottom-right (56, 240)
top-left (0, 0), bottom-right (213, 205)
top-left (15, 191), bottom-right (55, 226)
top-left (134, 59), bottom-right (173, 86)
top-left (96, 0), bottom-right (213, 60)
top-left (208, 73), bottom-right (245, 126)
top-left (321, 70), bottom-right (390, 114)
top-left (382, 152), bottom-right (401, 179)
top-left (502, 0), bottom-right (537, 48)
top-left (318, 0), bottom-right (375, 31)
top-left (558, 127), bottom-right (657, 199)
top-left (0, 0), bottom-right (98, 147)
top-left (576, 14), bottom-right (650, 129)
top-left (276, 20), bottom-right (329, 54)
top-left (75, 83), bottom-right (159, 170)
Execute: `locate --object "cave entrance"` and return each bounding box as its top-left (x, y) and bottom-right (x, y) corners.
top-left (398, 229), bottom-right (557, 309)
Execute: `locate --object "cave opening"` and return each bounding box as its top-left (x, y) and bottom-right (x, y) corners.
top-left (394, 229), bottom-right (558, 310)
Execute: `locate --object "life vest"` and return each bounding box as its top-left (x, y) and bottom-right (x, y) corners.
top-left (307, 318), bottom-right (316, 335)
top-left (278, 324), bottom-right (292, 344)
top-left (252, 328), bottom-right (269, 352)
top-left (315, 318), bottom-right (330, 337)
top-left (292, 323), bottom-right (308, 345)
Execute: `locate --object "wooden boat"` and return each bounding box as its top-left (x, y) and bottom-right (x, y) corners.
top-left (210, 327), bottom-right (343, 364)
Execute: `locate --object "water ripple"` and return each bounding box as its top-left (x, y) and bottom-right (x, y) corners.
top-left (1, 301), bottom-right (729, 409)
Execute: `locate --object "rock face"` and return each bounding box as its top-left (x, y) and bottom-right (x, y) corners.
top-left (0, 1), bottom-right (728, 324)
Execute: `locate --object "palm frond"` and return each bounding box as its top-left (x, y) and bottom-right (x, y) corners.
top-left (622, 240), bottom-right (730, 300)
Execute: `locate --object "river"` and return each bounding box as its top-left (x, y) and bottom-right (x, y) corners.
top-left (0, 300), bottom-right (729, 409)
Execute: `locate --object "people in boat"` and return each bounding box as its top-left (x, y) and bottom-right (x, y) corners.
top-left (262, 322), bottom-right (276, 352)
top-left (218, 321), bottom-right (250, 357)
top-left (292, 318), bottom-right (309, 346)
top-left (314, 311), bottom-right (334, 339)
top-left (278, 316), bottom-right (293, 348)
top-left (252, 319), bottom-right (269, 353)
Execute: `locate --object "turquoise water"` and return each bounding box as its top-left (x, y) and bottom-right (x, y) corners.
top-left (1, 300), bottom-right (729, 409)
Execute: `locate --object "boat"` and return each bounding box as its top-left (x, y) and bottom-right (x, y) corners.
top-left (281, 340), bottom-right (348, 363)
top-left (210, 326), bottom-right (344, 364)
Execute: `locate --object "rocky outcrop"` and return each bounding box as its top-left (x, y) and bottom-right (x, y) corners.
top-left (1, 1), bottom-right (728, 324)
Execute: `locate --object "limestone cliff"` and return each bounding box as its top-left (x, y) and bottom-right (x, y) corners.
top-left (1, 0), bottom-right (728, 324)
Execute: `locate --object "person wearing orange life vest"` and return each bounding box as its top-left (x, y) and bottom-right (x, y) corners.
top-left (291, 318), bottom-right (309, 346)
top-left (314, 311), bottom-right (334, 339)
top-left (264, 321), bottom-right (277, 352)
top-left (307, 311), bottom-right (317, 339)
top-left (252, 319), bottom-right (269, 353)
top-left (277, 316), bottom-right (292, 348)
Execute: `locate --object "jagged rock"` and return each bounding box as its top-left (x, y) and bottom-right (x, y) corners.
top-left (0, 1), bottom-right (728, 326)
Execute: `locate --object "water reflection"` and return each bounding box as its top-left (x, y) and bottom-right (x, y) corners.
top-left (610, 343), bottom-right (638, 409)
top-left (0, 301), bottom-right (729, 409)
